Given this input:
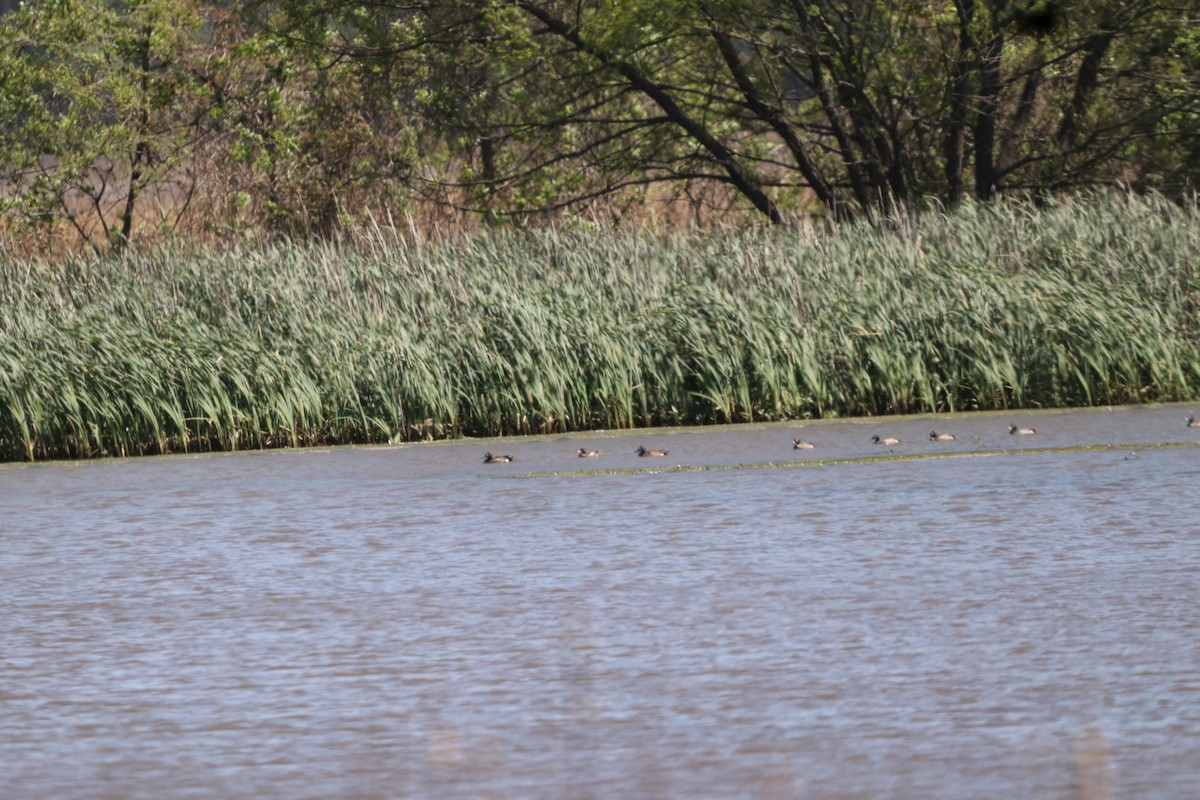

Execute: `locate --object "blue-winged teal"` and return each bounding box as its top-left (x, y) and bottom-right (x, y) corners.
top-left (1009, 424), bottom-right (1036, 435)
top-left (792, 438), bottom-right (815, 450)
top-left (1187, 415), bottom-right (1200, 429)
top-left (636, 446), bottom-right (668, 457)
top-left (872, 435), bottom-right (900, 446)
top-left (578, 448), bottom-right (602, 458)
top-left (929, 431), bottom-right (956, 441)
top-left (483, 452), bottom-right (515, 463)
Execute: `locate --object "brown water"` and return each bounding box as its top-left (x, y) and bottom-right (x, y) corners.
top-left (2, 405), bottom-right (1199, 799)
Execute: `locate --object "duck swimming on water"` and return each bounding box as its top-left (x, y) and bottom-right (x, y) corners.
top-left (929, 431), bottom-right (956, 441)
top-left (483, 452), bottom-right (515, 463)
top-left (872, 435), bottom-right (900, 446)
top-left (792, 438), bottom-right (815, 450)
top-left (1009, 424), bottom-right (1037, 435)
top-left (578, 448), bottom-right (601, 457)
top-left (1186, 415), bottom-right (1200, 429)
top-left (636, 446), bottom-right (668, 457)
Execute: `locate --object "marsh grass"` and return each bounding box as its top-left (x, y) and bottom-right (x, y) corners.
top-left (2, 193), bottom-right (1198, 461)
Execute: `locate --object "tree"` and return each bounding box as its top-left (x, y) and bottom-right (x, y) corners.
top-left (204, 3), bottom-right (419, 238)
top-left (296, 0), bottom-right (1199, 223)
top-left (3, 0), bottom-right (1196, 250)
top-left (0, 0), bottom-right (209, 252)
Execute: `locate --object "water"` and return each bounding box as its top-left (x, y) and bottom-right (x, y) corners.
top-left (2, 405), bottom-right (1199, 799)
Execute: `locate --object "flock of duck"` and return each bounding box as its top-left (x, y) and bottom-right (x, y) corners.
top-left (481, 414), bottom-right (1200, 463)
top-left (482, 445), bottom-right (666, 463)
top-left (864, 423), bottom-right (1034, 449)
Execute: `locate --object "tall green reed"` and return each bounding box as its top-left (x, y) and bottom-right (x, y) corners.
top-left (1, 192), bottom-right (1197, 461)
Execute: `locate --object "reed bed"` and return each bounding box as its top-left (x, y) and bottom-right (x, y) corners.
top-left (1, 193), bottom-right (1198, 461)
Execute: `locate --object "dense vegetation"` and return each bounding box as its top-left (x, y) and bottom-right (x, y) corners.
top-left (2, 3), bottom-right (1198, 460)
top-left (1, 194), bottom-right (1197, 461)
top-left (1, 1), bottom-right (1198, 252)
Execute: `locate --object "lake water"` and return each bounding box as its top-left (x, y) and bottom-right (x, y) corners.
top-left (2, 405), bottom-right (1198, 799)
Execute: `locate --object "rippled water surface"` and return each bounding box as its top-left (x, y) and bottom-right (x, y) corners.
top-left (3, 405), bottom-right (1199, 799)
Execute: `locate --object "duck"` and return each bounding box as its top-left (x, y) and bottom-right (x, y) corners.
top-left (636, 446), bottom-right (668, 457)
top-left (483, 452), bottom-right (515, 463)
top-left (1009, 424), bottom-right (1036, 435)
top-left (1186, 415), bottom-right (1200, 428)
top-left (929, 431), bottom-right (956, 441)
top-left (792, 438), bottom-right (815, 450)
top-left (872, 435), bottom-right (900, 446)
top-left (578, 448), bottom-right (602, 457)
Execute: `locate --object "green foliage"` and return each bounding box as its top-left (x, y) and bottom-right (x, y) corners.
top-left (207, 9), bottom-right (418, 238)
top-left (0, 0), bottom-right (207, 251)
top-left (1, 193), bottom-right (1197, 461)
top-left (3, 0), bottom-right (1198, 245)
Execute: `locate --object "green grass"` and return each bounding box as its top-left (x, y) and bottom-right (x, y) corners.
top-left (1, 192), bottom-right (1198, 461)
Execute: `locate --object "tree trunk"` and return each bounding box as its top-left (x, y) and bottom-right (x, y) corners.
top-left (117, 24), bottom-right (153, 252)
top-left (973, 33), bottom-right (1003, 201)
top-left (1056, 31), bottom-right (1115, 152)
top-left (944, 0), bottom-right (975, 205)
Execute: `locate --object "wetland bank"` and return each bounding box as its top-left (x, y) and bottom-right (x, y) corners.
top-left (1, 194), bottom-right (1199, 463)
